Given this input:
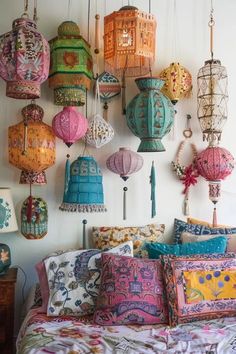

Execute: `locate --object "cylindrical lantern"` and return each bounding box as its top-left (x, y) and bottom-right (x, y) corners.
top-left (52, 107), bottom-right (88, 147)
top-left (126, 77), bottom-right (175, 152)
top-left (159, 62), bottom-right (192, 105)
top-left (49, 21), bottom-right (93, 106)
top-left (0, 17), bottom-right (49, 99)
top-left (8, 103), bottom-right (56, 185)
top-left (21, 195), bottom-right (48, 239)
top-left (60, 155), bottom-right (106, 213)
top-left (197, 60), bottom-right (228, 144)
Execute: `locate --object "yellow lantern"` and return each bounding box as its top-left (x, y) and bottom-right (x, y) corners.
top-left (8, 103), bottom-right (56, 185)
top-left (159, 62), bottom-right (192, 105)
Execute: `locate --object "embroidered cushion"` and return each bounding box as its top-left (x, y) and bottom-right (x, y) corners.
top-left (145, 236), bottom-right (227, 259)
top-left (187, 217), bottom-right (230, 228)
top-left (45, 242), bottom-right (133, 316)
top-left (94, 254), bottom-right (168, 325)
top-left (181, 232), bottom-right (236, 252)
top-left (173, 218), bottom-right (236, 244)
top-left (161, 253), bottom-right (236, 326)
top-left (92, 223), bottom-right (165, 258)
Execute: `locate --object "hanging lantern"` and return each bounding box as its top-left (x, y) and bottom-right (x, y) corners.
top-left (21, 195), bottom-right (48, 239)
top-left (52, 107), bottom-right (88, 147)
top-left (8, 103), bottom-right (56, 185)
top-left (126, 77), bottom-right (175, 152)
top-left (0, 16), bottom-right (49, 99)
top-left (49, 21), bottom-right (93, 106)
top-left (106, 147), bottom-right (143, 219)
top-left (60, 155), bottom-right (106, 213)
top-left (159, 62), bottom-right (192, 105)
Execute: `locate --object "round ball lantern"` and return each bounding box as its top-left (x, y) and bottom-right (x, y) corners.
top-left (0, 17), bottom-right (49, 99)
top-left (126, 77), bottom-right (175, 152)
top-left (52, 107), bottom-right (88, 147)
top-left (49, 21), bottom-right (93, 106)
top-left (8, 103), bottom-right (56, 185)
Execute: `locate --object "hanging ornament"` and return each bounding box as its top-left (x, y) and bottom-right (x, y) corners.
top-left (60, 155), bottom-right (106, 213)
top-left (150, 161), bottom-right (156, 218)
top-left (196, 146), bottom-right (234, 226)
top-left (49, 21), bottom-right (93, 106)
top-left (52, 107), bottom-right (88, 147)
top-left (0, 1), bottom-right (49, 99)
top-left (126, 77), bottom-right (175, 152)
top-left (106, 147), bottom-right (143, 219)
top-left (8, 102), bottom-right (56, 185)
top-left (197, 3), bottom-right (228, 145)
top-left (159, 62), bottom-right (192, 105)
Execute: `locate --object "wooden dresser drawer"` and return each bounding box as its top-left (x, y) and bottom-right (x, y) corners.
top-left (0, 286), bottom-right (14, 305)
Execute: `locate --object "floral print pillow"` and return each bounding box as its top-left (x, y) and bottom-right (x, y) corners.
top-left (44, 242), bottom-right (133, 316)
top-left (161, 253), bottom-right (236, 326)
top-left (92, 223), bottom-right (165, 258)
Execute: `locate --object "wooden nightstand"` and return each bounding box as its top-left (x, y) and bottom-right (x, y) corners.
top-left (0, 268), bottom-right (18, 354)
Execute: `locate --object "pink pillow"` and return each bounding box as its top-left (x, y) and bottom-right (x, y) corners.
top-left (35, 261), bottom-right (49, 313)
top-left (94, 254), bottom-right (168, 325)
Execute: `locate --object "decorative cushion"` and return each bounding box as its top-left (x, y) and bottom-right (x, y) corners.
top-left (92, 223), bottom-right (165, 258)
top-left (181, 232), bottom-right (236, 252)
top-left (161, 253), bottom-right (236, 326)
top-left (44, 242), bottom-right (133, 316)
top-left (145, 236), bottom-right (227, 259)
top-left (187, 217), bottom-right (229, 228)
top-left (94, 254), bottom-right (168, 325)
top-left (173, 218), bottom-right (236, 244)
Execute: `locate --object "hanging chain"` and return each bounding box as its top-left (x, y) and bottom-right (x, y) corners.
top-left (208, 0), bottom-right (215, 59)
top-left (33, 0), bottom-right (38, 22)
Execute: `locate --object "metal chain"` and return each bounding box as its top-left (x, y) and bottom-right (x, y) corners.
top-left (208, 0), bottom-right (215, 59)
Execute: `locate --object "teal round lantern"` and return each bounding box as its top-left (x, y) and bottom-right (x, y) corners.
top-left (126, 77), bottom-right (175, 152)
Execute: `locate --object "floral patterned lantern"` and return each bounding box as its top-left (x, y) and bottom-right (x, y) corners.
top-left (52, 107), bottom-right (88, 147)
top-left (49, 21), bottom-right (93, 106)
top-left (159, 62), bottom-right (192, 105)
top-left (126, 77), bottom-right (175, 152)
top-left (8, 103), bottom-right (56, 185)
top-left (0, 17), bottom-right (49, 99)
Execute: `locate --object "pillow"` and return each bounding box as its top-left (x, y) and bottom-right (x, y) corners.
top-left (187, 217), bottom-right (229, 228)
top-left (94, 254), bottom-right (168, 325)
top-left (161, 253), bottom-right (236, 326)
top-left (92, 223), bottom-right (165, 258)
top-left (145, 236), bottom-right (227, 259)
top-left (181, 232), bottom-right (236, 252)
top-left (45, 241), bottom-right (133, 316)
top-left (173, 218), bottom-right (236, 244)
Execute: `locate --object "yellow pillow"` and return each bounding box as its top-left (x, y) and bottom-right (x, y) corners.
top-left (187, 217), bottom-right (229, 228)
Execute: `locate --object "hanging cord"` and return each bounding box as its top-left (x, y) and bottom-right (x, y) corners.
top-left (67, 0), bottom-right (72, 20)
top-left (33, 0), bottom-right (38, 22)
top-left (208, 0), bottom-right (215, 60)
top-left (22, 0), bottom-right (29, 17)
top-left (12, 265), bottom-right (27, 303)
top-left (148, 0), bottom-right (152, 76)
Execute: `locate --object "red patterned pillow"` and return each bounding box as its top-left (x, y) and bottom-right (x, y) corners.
top-left (94, 254), bottom-right (168, 325)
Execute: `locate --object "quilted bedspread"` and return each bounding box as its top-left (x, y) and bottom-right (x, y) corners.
top-left (17, 309), bottom-right (236, 354)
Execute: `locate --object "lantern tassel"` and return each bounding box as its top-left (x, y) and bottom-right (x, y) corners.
top-left (82, 219), bottom-right (87, 249)
top-left (123, 187), bottom-right (128, 220)
top-left (26, 184), bottom-right (33, 223)
top-left (64, 154), bottom-right (70, 200)
top-left (183, 190), bottom-right (190, 216)
top-left (150, 161), bottom-right (156, 218)
top-left (212, 207), bottom-right (217, 227)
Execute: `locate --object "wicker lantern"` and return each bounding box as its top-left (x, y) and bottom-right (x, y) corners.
top-left (159, 62), bottom-right (192, 105)
top-left (8, 103), bottom-right (56, 185)
top-left (49, 21), bottom-right (93, 106)
top-left (52, 107), bottom-right (88, 147)
top-left (0, 17), bottom-right (49, 99)
top-left (126, 77), bottom-right (175, 152)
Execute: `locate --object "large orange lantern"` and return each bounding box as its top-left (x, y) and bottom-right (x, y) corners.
top-left (8, 103), bottom-right (56, 185)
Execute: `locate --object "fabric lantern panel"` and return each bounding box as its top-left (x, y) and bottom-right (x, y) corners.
top-left (0, 17), bottom-right (49, 99)
top-left (49, 21), bottom-right (93, 106)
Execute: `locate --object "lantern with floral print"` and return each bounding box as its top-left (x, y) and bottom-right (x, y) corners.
top-left (8, 103), bottom-right (56, 185)
top-left (0, 17), bottom-right (49, 99)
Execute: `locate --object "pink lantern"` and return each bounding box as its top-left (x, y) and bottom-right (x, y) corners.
top-left (52, 107), bottom-right (88, 147)
top-left (0, 17), bottom-right (49, 99)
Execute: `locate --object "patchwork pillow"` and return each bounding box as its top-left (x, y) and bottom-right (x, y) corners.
top-left (181, 232), bottom-right (236, 252)
top-left (94, 254), bottom-right (168, 325)
top-left (173, 218), bottom-right (236, 244)
top-left (145, 236), bottom-right (227, 259)
top-left (187, 217), bottom-right (229, 228)
top-left (92, 223), bottom-right (165, 258)
top-left (45, 241), bottom-right (133, 316)
top-left (161, 253), bottom-right (236, 326)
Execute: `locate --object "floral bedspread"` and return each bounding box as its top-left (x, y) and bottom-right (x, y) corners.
top-left (17, 309), bottom-right (236, 354)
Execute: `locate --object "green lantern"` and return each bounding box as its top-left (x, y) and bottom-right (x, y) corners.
top-left (126, 77), bottom-right (175, 152)
top-left (49, 21), bottom-right (93, 106)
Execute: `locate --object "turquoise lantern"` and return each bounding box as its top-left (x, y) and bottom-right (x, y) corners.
top-left (126, 77), bottom-right (175, 152)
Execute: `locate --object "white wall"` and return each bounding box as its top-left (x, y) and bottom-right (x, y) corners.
top-left (1, 0), bottom-right (236, 333)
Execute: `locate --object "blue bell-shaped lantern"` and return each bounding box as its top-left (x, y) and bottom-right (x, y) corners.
top-left (126, 77), bottom-right (175, 152)
top-left (60, 155), bottom-right (106, 212)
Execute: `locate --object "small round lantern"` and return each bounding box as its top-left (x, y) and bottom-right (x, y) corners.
top-left (126, 77), bottom-right (175, 152)
top-left (52, 107), bottom-right (88, 147)
top-left (0, 17), bottom-right (49, 99)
